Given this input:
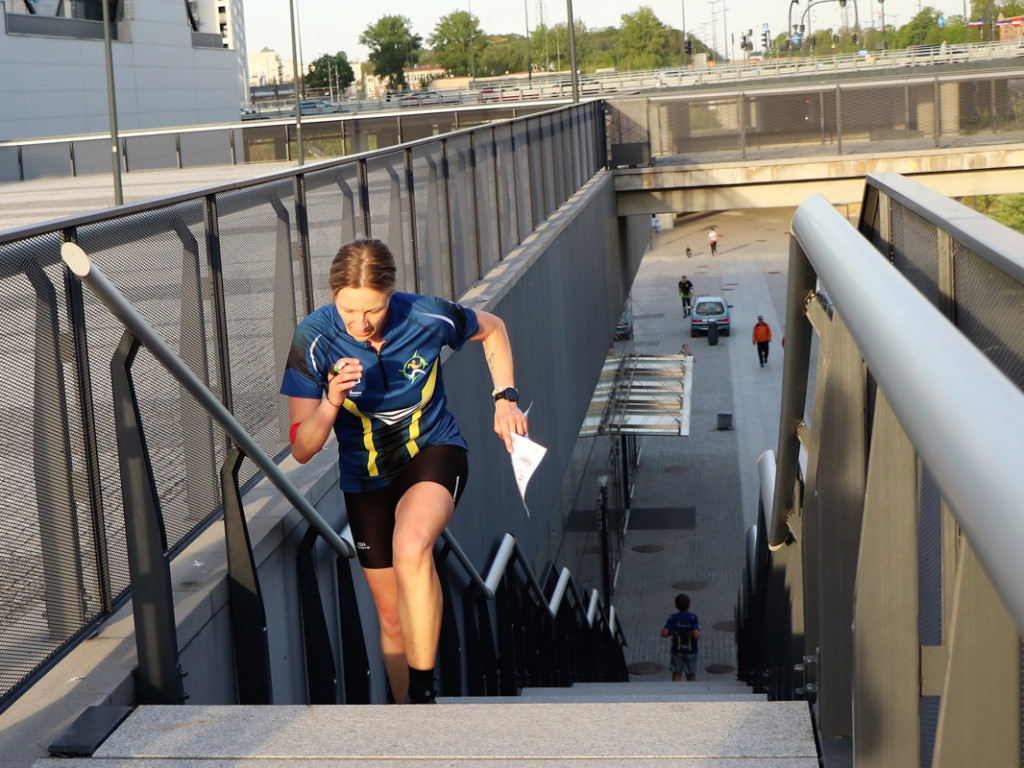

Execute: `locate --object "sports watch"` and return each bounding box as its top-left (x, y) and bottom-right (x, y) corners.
top-left (492, 386), bottom-right (519, 404)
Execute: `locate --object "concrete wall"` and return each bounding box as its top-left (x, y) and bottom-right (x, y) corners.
top-left (0, 0), bottom-right (239, 141)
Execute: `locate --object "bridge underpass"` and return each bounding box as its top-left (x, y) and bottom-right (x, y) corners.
top-left (614, 144), bottom-right (1024, 215)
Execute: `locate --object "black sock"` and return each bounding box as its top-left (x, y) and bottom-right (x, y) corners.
top-left (407, 666), bottom-right (435, 702)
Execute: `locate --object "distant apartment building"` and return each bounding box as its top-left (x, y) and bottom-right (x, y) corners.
top-left (249, 47), bottom-right (286, 85)
top-left (1, 0), bottom-right (242, 141)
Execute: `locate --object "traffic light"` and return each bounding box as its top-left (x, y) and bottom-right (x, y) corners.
top-left (685, 37), bottom-right (694, 56)
top-left (852, 32), bottom-right (858, 45)
top-left (839, 0), bottom-right (846, 6)
top-left (762, 30), bottom-right (770, 50)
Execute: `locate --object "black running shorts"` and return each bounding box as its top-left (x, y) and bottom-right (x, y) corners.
top-left (343, 444), bottom-right (469, 569)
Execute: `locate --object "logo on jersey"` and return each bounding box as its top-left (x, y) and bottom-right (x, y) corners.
top-left (402, 351), bottom-right (431, 383)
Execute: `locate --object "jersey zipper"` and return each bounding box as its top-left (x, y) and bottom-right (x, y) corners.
top-left (373, 346), bottom-right (389, 393)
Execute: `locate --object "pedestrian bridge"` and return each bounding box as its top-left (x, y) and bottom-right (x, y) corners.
top-left (1, 80), bottom-right (1023, 768)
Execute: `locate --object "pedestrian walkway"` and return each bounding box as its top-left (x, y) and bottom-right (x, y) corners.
top-left (0, 162), bottom-right (297, 233)
top-left (588, 209), bottom-right (793, 683)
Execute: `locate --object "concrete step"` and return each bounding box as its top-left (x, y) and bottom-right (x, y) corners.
top-left (446, 692), bottom-right (768, 703)
top-left (470, 680), bottom-right (764, 703)
top-left (34, 701), bottom-right (818, 767)
top-left (535, 681), bottom-right (757, 696)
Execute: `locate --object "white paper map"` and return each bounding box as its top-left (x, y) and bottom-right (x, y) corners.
top-left (510, 432), bottom-right (547, 516)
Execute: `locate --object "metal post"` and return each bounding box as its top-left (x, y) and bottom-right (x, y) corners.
top-left (100, 0), bottom-right (123, 205)
top-left (566, 0), bottom-right (579, 102)
top-left (768, 237), bottom-right (816, 549)
top-left (288, 0), bottom-right (304, 166)
top-left (597, 476), bottom-right (612, 604)
top-left (524, 0), bottom-right (532, 83)
top-left (112, 331), bottom-right (186, 704)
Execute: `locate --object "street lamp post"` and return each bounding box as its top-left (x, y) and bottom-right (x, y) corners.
top-left (681, 0), bottom-right (687, 63)
top-left (708, 0), bottom-right (720, 60)
top-left (524, 0), bottom-right (532, 82)
top-left (100, 0), bottom-right (123, 205)
top-left (566, 0), bottom-right (579, 102)
top-left (288, 0), bottom-right (304, 165)
top-left (468, 0), bottom-right (475, 81)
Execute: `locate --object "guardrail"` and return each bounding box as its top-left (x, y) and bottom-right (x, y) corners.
top-left (739, 173), bottom-right (1024, 766)
top-left (0, 100), bottom-right (604, 714)
top-left (437, 531), bottom-right (628, 695)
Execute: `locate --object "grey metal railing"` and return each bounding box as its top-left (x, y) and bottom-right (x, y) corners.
top-left (742, 174), bottom-right (1024, 766)
top-left (0, 100), bottom-right (605, 714)
top-left (437, 530), bottom-right (628, 696)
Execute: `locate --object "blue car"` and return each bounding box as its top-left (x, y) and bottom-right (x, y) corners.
top-left (690, 296), bottom-right (732, 337)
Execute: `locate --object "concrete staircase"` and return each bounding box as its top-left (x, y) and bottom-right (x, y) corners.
top-left (35, 681), bottom-right (819, 766)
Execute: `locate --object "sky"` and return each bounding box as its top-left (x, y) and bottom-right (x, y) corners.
top-left (242, 0), bottom-right (971, 66)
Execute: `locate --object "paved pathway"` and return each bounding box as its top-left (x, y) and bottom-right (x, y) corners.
top-left (586, 209), bottom-right (793, 683)
top-left (0, 163), bottom-right (297, 234)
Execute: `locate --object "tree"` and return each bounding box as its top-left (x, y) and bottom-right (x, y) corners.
top-left (305, 52), bottom-right (355, 95)
top-left (617, 7), bottom-right (668, 70)
top-left (893, 8), bottom-right (944, 48)
top-left (360, 15), bottom-right (422, 91)
top-left (429, 10), bottom-right (489, 77)
top-left (477, 35), bottom-right (529, 77)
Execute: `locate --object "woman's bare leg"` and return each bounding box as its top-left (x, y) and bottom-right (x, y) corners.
top-left (362, 567), bottom-right (408, 702)
top-left (392, 482), bottom-right (454, 675)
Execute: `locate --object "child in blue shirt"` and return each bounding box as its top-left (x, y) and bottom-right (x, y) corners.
top-left (661, 593), bottom-right (702, 681)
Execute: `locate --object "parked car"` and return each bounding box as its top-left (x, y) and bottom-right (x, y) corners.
top-left (615, 308), bottom-right (634, 340)
top-left (400, 90), bottom-right (461, 107)
top-left (480, 86), bottom-right (521, 103)
top-left (690, 296), bottom-right (732, 337)
top-left (289, 100), bottom-right (340, 116)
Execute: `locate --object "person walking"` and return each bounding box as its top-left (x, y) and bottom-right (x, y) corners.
top-left (281, 239), bottom-right (528, 704)
top-left (708, 227), bottom-right (719, 256)
top-left (662, 593), bottom-right (702, 682)
top-left (678, 274), bottom-right (694, 317)
top-left (752, 314), bottom-right (772, 367)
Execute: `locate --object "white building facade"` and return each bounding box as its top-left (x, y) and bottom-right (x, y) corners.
top-left (0, 0), bottom-right (243, 141)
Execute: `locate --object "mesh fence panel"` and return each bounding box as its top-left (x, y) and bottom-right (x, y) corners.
top-left (446, 133), bottom-right (482, 298)
top-left (494, 124), bottom-right (520, 261)
top-left (77, 200), bottom-right (223, 550)
top-left (473, 129), bottom-right (503, 273)
top-left (539, 115), bottom-right (558, 218)
top-left (366, 152), bottom-right (414, 290)
top-left (304, 163), bottom-right (365, 307)
top-left (952, 244), bottom-right (1024, 394)
top-left (512, 121), bottom-right (535, 241)
top-left (0, 232), bottom-right (103, 710)
top-left (411, 144), bottom-right (452, 300)
top-left (0, 103), bottom-right (604, 712)
top-left (889, 201), bottom-right (940, 306)
top-left (215, 180), bottom-right (300, 466)
top-left (528, 118), bottom-right (548, 224)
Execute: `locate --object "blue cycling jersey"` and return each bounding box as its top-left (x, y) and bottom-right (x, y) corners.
top-left (281, 292), bottom-right (479, 492)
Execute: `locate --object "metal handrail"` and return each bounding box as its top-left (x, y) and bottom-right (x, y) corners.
top-left (61, 242), bottom-right (355, 559)
top-left (780, 194), bottom-right (1024, 633)
top-left (445, 528), bottom-right (619, 634)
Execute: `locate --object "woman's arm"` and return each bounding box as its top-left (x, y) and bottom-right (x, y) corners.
top-left (471, 310), bottom-right (528, 453)
top-left (288, 357), bottom-right (364, 463)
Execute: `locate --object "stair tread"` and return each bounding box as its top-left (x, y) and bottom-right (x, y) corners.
top-left (86, 702), bottom-right (817, 761)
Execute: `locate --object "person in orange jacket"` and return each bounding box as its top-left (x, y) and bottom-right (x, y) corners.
top-left (752, 315), bottom-right (772, 367)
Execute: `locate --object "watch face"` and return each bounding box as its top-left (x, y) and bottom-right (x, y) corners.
top-left (496, 386), bottom-right (519, 402)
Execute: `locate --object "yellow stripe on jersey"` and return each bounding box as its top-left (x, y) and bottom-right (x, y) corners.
top-left (342, 398), bottom-right (379, 477)
top-left (404, 363), bottom-right (439, 459)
